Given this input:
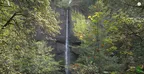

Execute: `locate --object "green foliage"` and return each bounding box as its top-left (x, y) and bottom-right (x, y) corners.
top-left (72, 10), bottom-right (90, 40)
top-left (71, 63), bottom-right (99, 74)
top-left (0, 0), bottom-right (60, 36)
top-left (0, 0), bottom-right (61, 74)
top-left (72, 0), bottom-right (144, 73)
top-left (56, 0), bottom-right (72, 8)
top-left (18, 41), bottom-right (60, 74)
top-left (72, 2), bottom-right (122, 73)
top-left (0, 39), bottom-right (60, 74)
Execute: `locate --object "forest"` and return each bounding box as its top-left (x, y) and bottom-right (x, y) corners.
top-left (0, 0), bottom-right (144, 74)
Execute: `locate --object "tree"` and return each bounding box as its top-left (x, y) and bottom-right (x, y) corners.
top-left (0, 0), bottom-right (61, 74)
top-left (72, 0), bottom-right (144, 73)
top-left (71, 3), bottom-right (121, 73)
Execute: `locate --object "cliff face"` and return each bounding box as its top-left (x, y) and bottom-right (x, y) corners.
top-left (53, 7), bottom-right (79, 63)
top-left (35, 1), bottom-right (80, 64)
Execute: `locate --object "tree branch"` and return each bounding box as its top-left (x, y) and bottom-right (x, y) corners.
top-left (125, 23), bottom-right (143, 41)
top-left (1, 12), bottom-right (17, 29)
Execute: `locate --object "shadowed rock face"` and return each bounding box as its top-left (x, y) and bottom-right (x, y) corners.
top-left (35, 1), bottom-right (80, 64)
top-left (54, 7), bottom-right (80, 62)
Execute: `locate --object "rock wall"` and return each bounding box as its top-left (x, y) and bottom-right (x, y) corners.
top-left (53, 7), bottom-right (79, 62)
top-left (35, 1), bottom-right (80, 65)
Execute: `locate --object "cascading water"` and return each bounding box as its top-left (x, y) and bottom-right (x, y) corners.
top-left (65, 0), bottom-right (72, 74)
top-left (65, 9), bottom-right (70, 74)
top-left (65, 10), bottom-right (70, 74)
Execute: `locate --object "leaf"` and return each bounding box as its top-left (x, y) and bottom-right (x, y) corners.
top-left (16, 45), bottom-right (20, 49)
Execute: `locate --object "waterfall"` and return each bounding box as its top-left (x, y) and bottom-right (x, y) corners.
top-left (65, 9), bottom-right (70, 74)
top-left (65, 0), bottom-right (72, 74)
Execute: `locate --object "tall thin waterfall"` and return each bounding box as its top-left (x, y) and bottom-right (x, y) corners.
top-left (65, 0), bottom-right (72, 74)
top-left (65, 9), bottom-right (70, 74)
